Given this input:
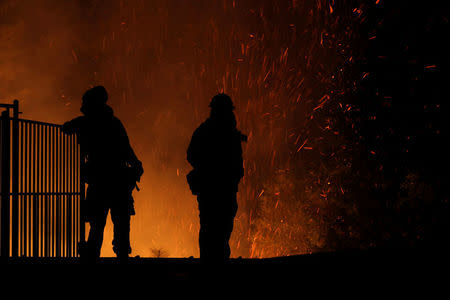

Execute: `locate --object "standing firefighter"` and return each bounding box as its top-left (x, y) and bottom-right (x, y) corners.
top-left (62, 86), bottom-right (143, 259)
top-left (187, 93), bottom-right (246, 262)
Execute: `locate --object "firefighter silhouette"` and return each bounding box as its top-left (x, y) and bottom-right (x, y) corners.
top-left (187, 93), bottom-right (246, 262)
top-left (62, 86), bottom-right (143, 259)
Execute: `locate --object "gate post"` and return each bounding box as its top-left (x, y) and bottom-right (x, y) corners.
top-left (1, 110), bottom-right (11, 257)
top-left (11, 100), bottom-right (19, 257)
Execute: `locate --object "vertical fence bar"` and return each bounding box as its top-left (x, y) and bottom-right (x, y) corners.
top-left (27, 123), bottom-right (32, 256)
top-left (69, 134), bottom-right (73, 256)
top-left (67, 194), bottom-right (72, 258)
top-left (28, 122), bottom-right (32, 256)
top-left (40, 124), bottom-right (44, 256)
top-left (0, 113), bottom-right (2, 255)
top-left (22, 121), bottom-right (28, 256)
top-left (11, 100), bottom-right (19, 257)
top-left (44, 125), bottom-right (49, 257)
top-left (52, 126), bottom-right (56, 257)
top-left (30, 124), bottom-right (37, 256)
top-left (0, 110), bottom-right (10, 257)
top-left (25, 120), bottom-right (30, 256)
top-left (73, 132), bottom-right (78, 256)
top-left (62, 131), bottom-right (66, 257)
top-left (25, 122), bottom-right (28, 256)
top-left (55, 127), bottom-right (60, 257)
top-left (33, 194), bottom-right (38, 257)
top-left (34, 122), bottom-right (39, 256)
top-left (20, 120), bottom-right (24, 256)
top-left (74, 135), bottom-right (79, 257)
top-left (56, 195), bottom-right (60, 257)
top-left (49, 125), bottom-right (52, 257)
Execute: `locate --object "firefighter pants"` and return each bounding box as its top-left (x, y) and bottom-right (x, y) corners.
top-left (197, 192), bottom-right (238, 262)
top-left (84, 186), bottom-right (132, 258)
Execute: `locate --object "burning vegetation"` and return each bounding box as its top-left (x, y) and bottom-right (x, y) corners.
top-left (0, 0), bottom-right (447, 257)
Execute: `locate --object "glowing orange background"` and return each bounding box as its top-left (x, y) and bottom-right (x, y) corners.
top-left (1, 0), bottom-right (357, 257)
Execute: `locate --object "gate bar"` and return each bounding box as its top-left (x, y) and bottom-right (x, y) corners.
top-left (1, 110), bottom-right (10, 257)
top-left (11, 99), bottom-right (19, 257)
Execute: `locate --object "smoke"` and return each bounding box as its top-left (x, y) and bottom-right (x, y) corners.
top-left (1, 0), bottom-right (360, 257)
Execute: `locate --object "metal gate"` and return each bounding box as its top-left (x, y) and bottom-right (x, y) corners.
top-left (0, 100), bottom-right (85, 258)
